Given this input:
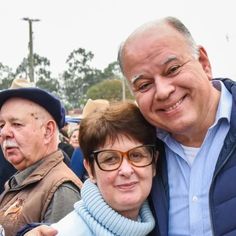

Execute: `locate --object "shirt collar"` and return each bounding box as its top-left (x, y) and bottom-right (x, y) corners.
top-left (10, 159), bottom-right (44, 187)
top-left (212, 80), bottom-right (232, 125)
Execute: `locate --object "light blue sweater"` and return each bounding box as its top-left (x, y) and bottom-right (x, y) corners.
top-left (52, 179), bottom-right (155, 236)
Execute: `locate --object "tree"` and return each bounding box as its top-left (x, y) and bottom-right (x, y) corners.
top-left (15, 53), bottom-right (60, 97)
top-left (62, 48), bottom-right (101, 109)
top-left (101, 61), bottom-right (122, 80)
top-left (86, 79), bottom-right (133, 102)
top-left (0, 63), bottom-right (15, 90)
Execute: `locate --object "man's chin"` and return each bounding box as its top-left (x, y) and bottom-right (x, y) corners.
top-left (6, 155), bottom-right (24, 167)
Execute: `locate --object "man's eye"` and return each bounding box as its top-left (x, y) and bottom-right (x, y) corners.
top-left (165, 65), bottom-right (181, 76)
top-left (134, 82), bottom-right (153, 93)
top-left (13, 123), bottom-right (22, 127)
top-left (0, 124), bottom-right (4, 132)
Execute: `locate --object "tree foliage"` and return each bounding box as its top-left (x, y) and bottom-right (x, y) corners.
top-left (15, 53), bottom-right (60, 96)
top-left (0, 63), bottom-right (15, 90)
top-left (87, 79), bottom-right (133, 102)
top-left (102, 61), bottom-right (122, 80)
top-left (0, 47), bottom-right (129, 109)
top-left (61, 48), bottom-right (103, 109)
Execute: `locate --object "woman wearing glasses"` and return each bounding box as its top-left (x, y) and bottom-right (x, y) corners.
top-left (19, 101), bottom-right (159, 236)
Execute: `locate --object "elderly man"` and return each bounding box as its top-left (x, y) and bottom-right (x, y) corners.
top-left (0, 87), bottom-right (82, 236)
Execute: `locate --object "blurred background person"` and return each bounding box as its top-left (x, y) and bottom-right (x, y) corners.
top-left (0, 86), bottom-right (82, 236)
top-left (0, 76), bottom-right (34, 194)
top-left (69, 128), bottom-right (80, 149)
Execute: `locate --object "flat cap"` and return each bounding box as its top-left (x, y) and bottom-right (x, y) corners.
top-left (0, 87), bottom-right (66, 129)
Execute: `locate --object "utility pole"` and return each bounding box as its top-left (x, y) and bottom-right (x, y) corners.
top-left (122, 76), bottom-right (126, 101)
top-left (22, 17), bottom-right (40, 82)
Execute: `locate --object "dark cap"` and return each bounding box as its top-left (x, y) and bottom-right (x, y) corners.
top-left (0, 87), bottom-right (66, 129)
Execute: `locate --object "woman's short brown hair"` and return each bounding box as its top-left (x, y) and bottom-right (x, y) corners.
top-left (79, 101), bottom-right (157, 172)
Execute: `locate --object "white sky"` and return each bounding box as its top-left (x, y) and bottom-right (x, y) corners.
top-left (1, 0), bottom-right (236, 78)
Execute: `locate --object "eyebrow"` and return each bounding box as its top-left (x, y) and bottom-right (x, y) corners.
top-left (131, 74), bottom-right (142, 85)
top-left (130, 55), bottom-right (178, 85)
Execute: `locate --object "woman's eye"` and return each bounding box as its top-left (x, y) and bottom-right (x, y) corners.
top-left (129, 152), bottom-right (146, 162)
top-left (102, 155), bottom-right (119, 165)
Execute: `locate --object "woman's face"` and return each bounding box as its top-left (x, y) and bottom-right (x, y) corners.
top-left (69, 129), bottom-right (79, 148)
top-left (85, 135), bottom-right (156, 220)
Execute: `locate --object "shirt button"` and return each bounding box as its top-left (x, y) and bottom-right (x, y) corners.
top-left (192, 196), bottom-right (198, 202)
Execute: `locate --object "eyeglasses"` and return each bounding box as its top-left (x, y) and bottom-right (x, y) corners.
top-left (91, 144), bottom-right (156, 171)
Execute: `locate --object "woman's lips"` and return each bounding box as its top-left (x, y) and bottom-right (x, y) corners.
top-left (116, 182), bottom-right (138, 190)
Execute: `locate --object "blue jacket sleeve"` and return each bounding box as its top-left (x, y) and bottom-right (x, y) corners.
top-left (16, 223), bottom-right (46, 236)
top-left (69, 148), bottom-right (86, 180)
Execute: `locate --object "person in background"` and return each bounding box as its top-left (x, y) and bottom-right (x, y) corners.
top-left (0, 76), bottom-right (34, 195)
top-left (68, 128), bottom-right (80, 149)
top-left (59, 122), bottom-right (70, 144)
top-left (0, 86), bottom-right (82, 236)
top-left (17, 101), bottom-right (159, 236)
top-left (58, 122), bottom-right (74, 160)
top-left (118, 16), bottom-right (236, 236)
top-left (0, 77), bottom-right (73, 196)
top-left (70, 99), bottom-right (110, 182)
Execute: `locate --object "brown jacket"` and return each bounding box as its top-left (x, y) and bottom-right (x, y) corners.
top-left (0, 150), bottom-right (82, 236)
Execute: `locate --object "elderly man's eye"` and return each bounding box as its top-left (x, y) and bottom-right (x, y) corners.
top-left (13, 123), bottom-right (22, 127)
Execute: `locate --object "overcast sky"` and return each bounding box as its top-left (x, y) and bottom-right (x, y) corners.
top-left (1, 0), bottom-right (236, 78)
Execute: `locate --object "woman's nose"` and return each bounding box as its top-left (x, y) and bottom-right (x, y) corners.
top-left (118, 157), bottom-right (134, 176)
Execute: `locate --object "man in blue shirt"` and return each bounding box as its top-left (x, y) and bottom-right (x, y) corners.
top-left (118, 16), bottom-right (236, 236)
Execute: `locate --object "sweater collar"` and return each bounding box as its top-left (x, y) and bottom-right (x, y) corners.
top-left (74, 179), bottom-right (155, 236)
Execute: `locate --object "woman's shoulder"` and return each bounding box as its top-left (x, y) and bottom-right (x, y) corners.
top-left (51, 210), bottom-right (93, 236)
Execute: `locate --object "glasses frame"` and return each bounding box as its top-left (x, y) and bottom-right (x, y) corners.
top-left (91, 144), bottom-right (157, 171)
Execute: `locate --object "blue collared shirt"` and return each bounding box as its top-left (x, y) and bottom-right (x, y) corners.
top-left (156, 81), bottom-right (232, 236)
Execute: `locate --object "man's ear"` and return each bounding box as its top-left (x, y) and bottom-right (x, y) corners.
top-left (198, 46), bottom-right (212, 80)
top-left (84, 159), bottom-right (96, 183)
top-left (44, 120), bottom-right (56, 143)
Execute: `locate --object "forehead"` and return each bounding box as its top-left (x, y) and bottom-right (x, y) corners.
top-left (71, 130), bottom-right (79, 136)
top-left (125, 23), bottom-right (188, 54)
top-left (0, 97), bottom-right (42, 119)
top-left (122, 24), bottom-right (190, 77)
top-left (102, 135), bottom-right (141, 150)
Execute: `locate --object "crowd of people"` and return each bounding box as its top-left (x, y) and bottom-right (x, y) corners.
top-left (0, 15), bottom-right (236, 236)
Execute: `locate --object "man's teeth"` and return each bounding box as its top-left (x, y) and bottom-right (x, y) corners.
top-left (165, 99), bottom-right (183, 112)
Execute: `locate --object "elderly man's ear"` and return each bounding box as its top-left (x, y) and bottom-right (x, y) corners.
top-left (44, 120), bottom-right (57, 142)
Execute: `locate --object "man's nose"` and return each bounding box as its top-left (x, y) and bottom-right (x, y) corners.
top-left (154, 76), bottom-right (175, 101)
top-left (0, 124), bottom-right (13, 139)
